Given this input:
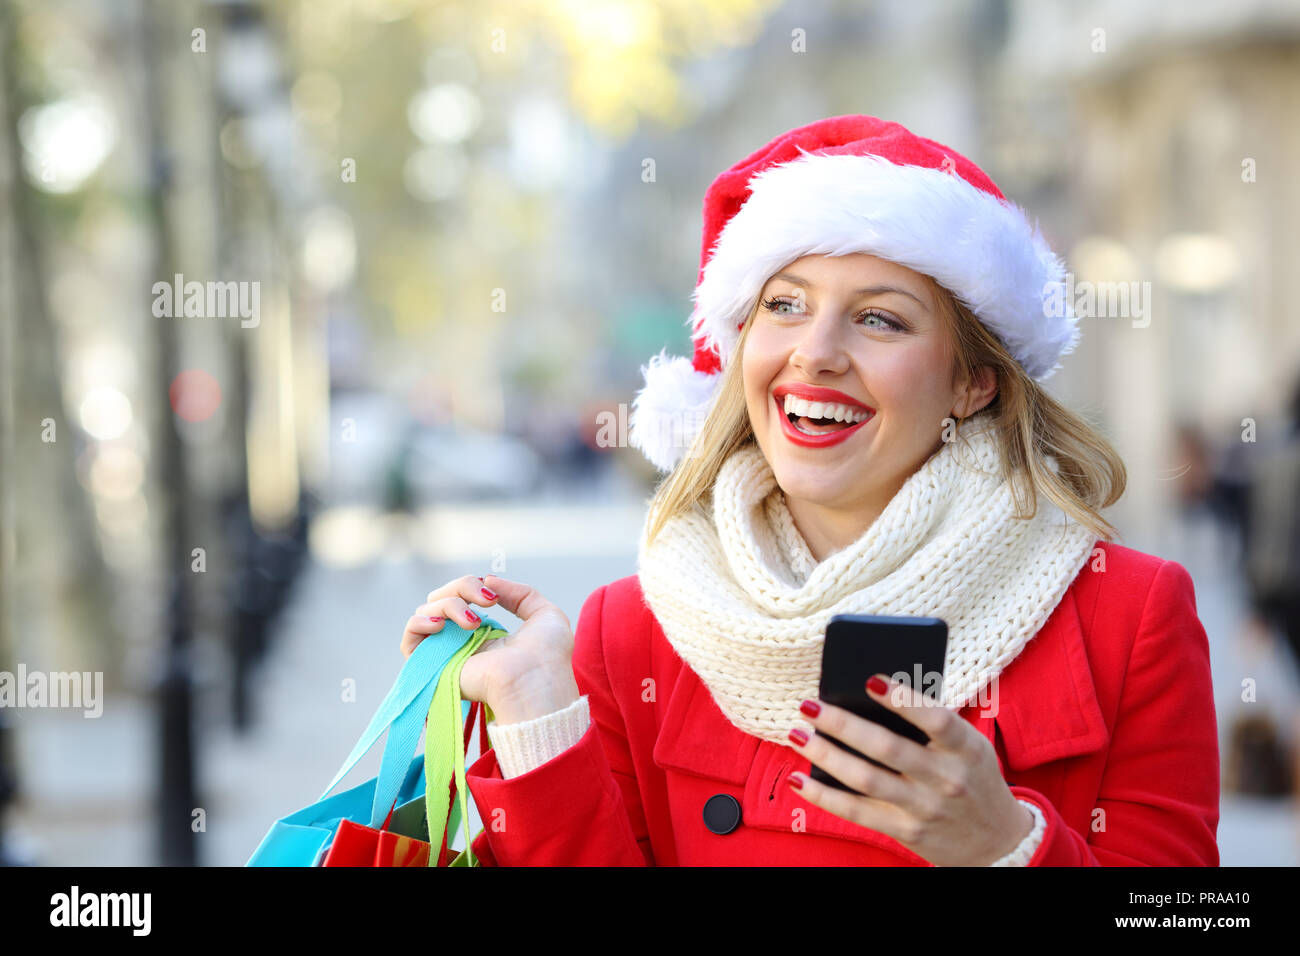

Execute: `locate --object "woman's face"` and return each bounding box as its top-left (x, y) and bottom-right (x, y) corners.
top-left (742, 253), bottom-right (992, 549)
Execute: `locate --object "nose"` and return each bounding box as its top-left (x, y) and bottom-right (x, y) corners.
top-left (789, 306), bottom-right (852, 377)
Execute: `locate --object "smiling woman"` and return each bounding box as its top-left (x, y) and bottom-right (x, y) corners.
top-left (415, 115), bottom-right (1220, 868)
top-left (641, 248), bottom-right (1125, 563)
top-left (743, 253), bottom-right (994, 553)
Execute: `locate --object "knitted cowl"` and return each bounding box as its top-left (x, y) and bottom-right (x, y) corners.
top-left (635, 412), bottom-right (1099, 746)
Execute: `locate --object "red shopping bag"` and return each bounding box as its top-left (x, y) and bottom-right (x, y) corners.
top-left (323, 700), bottom-right (489, 867)
top-left (324, 818), bottom-right (431, 867)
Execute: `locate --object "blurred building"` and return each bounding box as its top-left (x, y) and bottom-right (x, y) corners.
top-left (997, 0), bottom-right (1300, 548)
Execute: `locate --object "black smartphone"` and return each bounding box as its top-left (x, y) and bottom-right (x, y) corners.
top-left (809, 614), bottom-right (948, 793)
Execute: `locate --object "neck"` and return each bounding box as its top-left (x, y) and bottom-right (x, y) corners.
top-left (783, 492), bottom-right (886, 563)
top-left (781, 435), bottom-right (953, 562)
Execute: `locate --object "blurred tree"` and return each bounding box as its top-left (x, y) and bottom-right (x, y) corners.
top-left (0, 0), bottom-right (122, 686)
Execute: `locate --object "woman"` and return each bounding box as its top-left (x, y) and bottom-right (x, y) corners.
top-left (399, 116), bottom-right (1220, 866)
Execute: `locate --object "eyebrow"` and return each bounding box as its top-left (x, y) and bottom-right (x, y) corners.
top-left (768, 272), bottom-right (928, 308)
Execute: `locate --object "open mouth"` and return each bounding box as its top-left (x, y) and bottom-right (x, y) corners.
top-left (773, 392), bottom-right (875, 445)
top-left (785, 409), bottom-right (864, 436)
top-left (778, 396), bottom-right (875, 436)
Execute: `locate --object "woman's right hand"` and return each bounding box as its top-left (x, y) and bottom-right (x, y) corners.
top-left (399, 574), bottom-right (581, 724)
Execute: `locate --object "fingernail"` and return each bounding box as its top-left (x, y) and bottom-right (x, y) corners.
top-left (465, 608), bottom-right (481, 623)
top-left (799, 699), bottom-right (821, 718)
top-left (480, 587), bottom-right (496, 601)
top-left (867, 675), bottom-right (889, 695)
top-left (786, 772), bottom-right (804, 790)
top-left (788, 728), bottom-right (809, 747)
top-left (428, 616), bottom-right (443, 623)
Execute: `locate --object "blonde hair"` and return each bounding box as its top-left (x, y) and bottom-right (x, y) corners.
top-left (643, 274), bottom-right (1127, 549)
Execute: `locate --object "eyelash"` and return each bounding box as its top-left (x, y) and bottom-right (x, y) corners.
top-left (760, 296), bottom-right (904, 331)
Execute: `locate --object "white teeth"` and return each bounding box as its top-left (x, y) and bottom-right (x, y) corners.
top-left (781, 394), bottom-right (871, 424)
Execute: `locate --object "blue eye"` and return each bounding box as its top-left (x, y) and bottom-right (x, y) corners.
top-left (761, 296), bottom-right (801, 315)
top-left (762, 296), bottom-right (903, 331)
top-left (859, 310), bottom-right (903, 331)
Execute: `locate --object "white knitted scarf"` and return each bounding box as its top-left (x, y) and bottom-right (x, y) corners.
top-left (636, 413), bottom-right (1099, 746)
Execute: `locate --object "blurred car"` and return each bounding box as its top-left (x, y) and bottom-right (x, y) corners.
top-left (326, 389), bottom-right (409, 505)
top-left (327, 388), bottom-right (544, 505)
top-left (403, 420), bottom-right (544, 502)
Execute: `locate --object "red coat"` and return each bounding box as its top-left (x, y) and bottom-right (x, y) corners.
top-left (464, 540), bottom-right (1220, 865)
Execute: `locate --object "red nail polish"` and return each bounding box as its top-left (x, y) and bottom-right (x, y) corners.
top-left (786, 772), bottom-right (804, 790)
top-left (481, 587), bottom-right (496, 600)
top-left (428, 616), bottom-right (443, 623)
top-left (799, 699), bottom-right (821, 718)
top-left (465, 608), bottom-right (480, 623)
top-left (788, 728), bottom-right (809, 747)
top-left (867, 675), bottom-right (889, 696)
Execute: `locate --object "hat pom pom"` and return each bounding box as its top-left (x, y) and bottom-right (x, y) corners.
top-left (628, 348), bottom-right (720, 474)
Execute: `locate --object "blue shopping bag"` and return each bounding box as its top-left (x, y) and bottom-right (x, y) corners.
top-left (246, 614), bottom-right (503, 866)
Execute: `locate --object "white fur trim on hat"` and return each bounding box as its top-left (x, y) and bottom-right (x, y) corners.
top-left (692, 151), bottom-right (1080, 382)
top-left (627, 348), bottom-right (720, 474)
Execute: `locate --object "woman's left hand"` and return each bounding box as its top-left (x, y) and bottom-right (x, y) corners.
top-left (786, 674), bottom-right (1034, 867)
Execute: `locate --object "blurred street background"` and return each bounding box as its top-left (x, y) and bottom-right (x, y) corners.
top-left (1, 0), bottom-right (1298, 866)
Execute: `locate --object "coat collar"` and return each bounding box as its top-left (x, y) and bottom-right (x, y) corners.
top-left (649, 579), bottom-right (1108, 856)
top-left (976, 580), bottom-right (1110, 774)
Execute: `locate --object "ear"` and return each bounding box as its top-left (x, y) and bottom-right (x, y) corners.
top-left (953, 364), bottom-right (998, 418)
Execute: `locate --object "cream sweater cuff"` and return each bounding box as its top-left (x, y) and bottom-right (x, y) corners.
top-left (485, 695), bottom-right (592, 779)
top-left (988, 798), bottom-right (1047, 866)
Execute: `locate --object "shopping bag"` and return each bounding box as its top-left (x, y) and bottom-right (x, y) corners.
top-left (245, 615), bottom-right (504, 866)
top-left (322, 697), bottom-right (491, 868)
top-left (322, 818), bottom-right (431, 867)
top-left (391, 696), bottom-right (488, 865)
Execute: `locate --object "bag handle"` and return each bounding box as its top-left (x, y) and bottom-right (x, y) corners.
top-left (317, 615), bottom-right (504, 829)
top-left (435, 696), bottom-right (493, 865)
top-left (425, 622), bottom-right (504, 866)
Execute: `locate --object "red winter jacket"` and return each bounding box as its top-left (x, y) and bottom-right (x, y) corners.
top-left (464, 540), bottom-right (1220, 865)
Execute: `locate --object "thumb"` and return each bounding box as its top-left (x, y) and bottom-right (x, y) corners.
top-left (481, 574), bottom-right (554, 624)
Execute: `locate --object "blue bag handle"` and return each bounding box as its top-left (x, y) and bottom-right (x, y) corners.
top-left (318, 614), bottom-right (503, 828)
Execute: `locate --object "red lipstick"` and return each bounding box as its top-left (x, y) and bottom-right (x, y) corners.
top-left (773, 393), bottom-right (874, 449)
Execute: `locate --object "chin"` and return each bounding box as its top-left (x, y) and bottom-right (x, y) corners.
top-left (776, 459), bottom-right (851, 494)
top-left (766, 442), bottom-right (849, 491)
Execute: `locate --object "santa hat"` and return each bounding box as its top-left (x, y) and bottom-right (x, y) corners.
top-left (628, 114), bottom-right (1080, 474)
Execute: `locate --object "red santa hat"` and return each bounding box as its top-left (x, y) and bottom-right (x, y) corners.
top-left (628, 114), bottom-right (1080, 474)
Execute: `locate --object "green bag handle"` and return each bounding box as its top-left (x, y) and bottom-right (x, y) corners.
top-left (425, 621), bottom-right (506, 867)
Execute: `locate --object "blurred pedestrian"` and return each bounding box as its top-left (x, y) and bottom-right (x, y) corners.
top-left (1244, 376), bottom-right (1300, 671)
top-left (1239, 374), bottom-right (1300, 799)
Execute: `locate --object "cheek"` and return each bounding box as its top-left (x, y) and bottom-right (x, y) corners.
top-left (742, 330), bottom-right (786, 392)
top-left (869, 343), bottom-right (950, 414)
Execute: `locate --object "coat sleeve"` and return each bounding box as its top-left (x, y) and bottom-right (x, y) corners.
top-left (1011, 559), bottom-right (1221, 866)
top-left (462, 583), bottom-right (654, 865)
